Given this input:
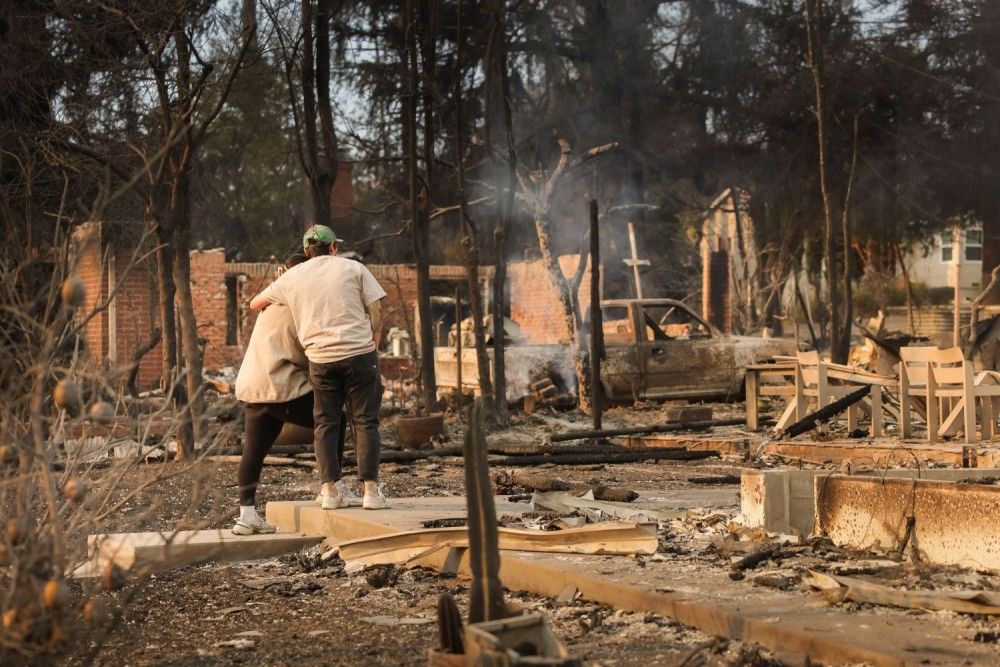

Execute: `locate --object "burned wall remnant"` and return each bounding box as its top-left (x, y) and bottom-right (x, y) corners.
top-left (73, 221), bottom-right (162, 392)
top-left (700, 188), bottom-right (757, 334)
top-left (508, 255), bottom-right (591, 345)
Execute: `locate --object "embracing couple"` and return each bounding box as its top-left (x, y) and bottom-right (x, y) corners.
top-left (231, 224), bottom-right (388, 535)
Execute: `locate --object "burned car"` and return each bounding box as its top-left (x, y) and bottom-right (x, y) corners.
top-left (599, 299), bottom-right (796, 401)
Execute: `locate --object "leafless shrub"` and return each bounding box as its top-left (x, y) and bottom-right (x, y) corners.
top-left (0, 224), bottom-right (231, 664)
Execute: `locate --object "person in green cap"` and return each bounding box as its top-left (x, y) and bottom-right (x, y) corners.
top-left (250, 225), bottom-right (389, 509)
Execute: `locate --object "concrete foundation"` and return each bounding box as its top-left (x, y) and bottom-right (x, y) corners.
top-left (815, 476), bottom-right (1000, 570)
top-left (265, 496), bottom-right (999, 665)
top-left (742, 467), bottom-right (1000, 536)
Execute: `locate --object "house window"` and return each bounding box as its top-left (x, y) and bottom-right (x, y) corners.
top-left (225, 275), bottom-right (241, 346)
top-left (966, 227), bottom-right (983, 262)
top-left (941, 233), bottom-right (953, 263)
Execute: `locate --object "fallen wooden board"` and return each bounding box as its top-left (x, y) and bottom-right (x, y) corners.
top-left (487, 449), bottom-right (718, 466)
top-left (807, 570), bottom-right (1000, 614)
top-left (623, 434), bottom-right (747, 455)
top-left (207, 455), bottom-right (300, 466)
top-left (531, 491), bottom-right (685, 522)
top-left (266, 498), bottom-right (997, 666)
top-left (782, 385), bottom-right (870, 438)
top-left (87, 530), bottom-right (322, 572)
top-left (337, 522), bottom-right (657, 569)
top-left (761, 439), bottom-right (1000, 468)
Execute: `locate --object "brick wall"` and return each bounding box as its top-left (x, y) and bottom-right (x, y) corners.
top-left (72, 222), bottom-right (108, 364)
top-left (509, 255), bottom-right (590, 344)
top-left (189, 249), bottom-right (245, 370)
top-left (73, 222), bottom-right (163, 391)
top-left (367, 264), bottom-right (478, 333)
top-left (110, 246), bottom-right (161, 390)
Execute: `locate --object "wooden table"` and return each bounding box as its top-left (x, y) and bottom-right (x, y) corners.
top-left (745, 362), bottom-right (895, 432)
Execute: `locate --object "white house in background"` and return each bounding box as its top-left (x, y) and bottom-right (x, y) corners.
top-left (904, 224), bottom-right (983, 301)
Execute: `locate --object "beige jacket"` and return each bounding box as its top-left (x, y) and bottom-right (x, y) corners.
top-left (235, 304), bottom-right (311, 404)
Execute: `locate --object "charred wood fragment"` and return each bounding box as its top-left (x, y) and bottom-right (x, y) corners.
top-left (548, 418), bottom-right (762, 443)
top-left (781, 386), bottom-right (870, 438)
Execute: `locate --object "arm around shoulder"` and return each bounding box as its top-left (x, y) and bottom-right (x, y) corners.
top-left (249, 292), bottom-right (272, 311)
top-left (250, 278), bottom-right (286, 311)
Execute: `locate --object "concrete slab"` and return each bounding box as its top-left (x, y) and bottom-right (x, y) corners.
top-left (742, 467), bottom-right (1000, 536)
top-left (267, 496), bottom-right (529, 539)
top-left (762, 439), bottom-right (1000, 467)
top-left (266, 496), bottom-right (997, 665)
top-left (87, 530), bottom-right (322, 572)
top-left (815, 475), bottom-right (1000, 570)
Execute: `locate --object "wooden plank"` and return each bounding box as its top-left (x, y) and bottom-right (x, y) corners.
top-left (337, 522), bottom-right (657, 568)
top-left (745, 369), bottom-right (760, 431)
top-left (87, 530), bottom-right (322, 572)
top-left (763, 439), bottom-right (999, 467)
top-left (622, 435), bottom-right (746, 455)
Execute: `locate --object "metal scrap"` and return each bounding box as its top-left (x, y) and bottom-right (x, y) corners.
top-left (530, 491), bottom-right (685, 523)
top-left (807, 570), bottom-right (1000, 615)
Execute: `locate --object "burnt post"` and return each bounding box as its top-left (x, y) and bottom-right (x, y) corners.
top-left (454, 285), bottom-right (463, 404)
top-left (464, 401), bottom-right (506, 622)
top-left (590, 199), bottom-right (603, 431)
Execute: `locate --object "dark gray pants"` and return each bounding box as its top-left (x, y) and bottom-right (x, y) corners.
top-left (309, 350), bottom-right (382, 482)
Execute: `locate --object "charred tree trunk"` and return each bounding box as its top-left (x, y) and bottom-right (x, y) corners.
top-left (532, 209), bottom-right (590, 411)
top-left (315, 0), bottom-right (338, 210)
top-left (153, 215), bottom-right (195, 454)
top-left (405, 0), bottom-right (436, 411)
top-left (170, 29), bottom-right (204, 456)
top-left (805, 0), bottom-right (848, 363)
top-left (895, 241), bottom-right (917, 335)
top-left (170, 173), bottom-right (205, 455)
top-left (840, 115), bottom-right (860, 357)
top-left (453, 3), bottom-right (494, 413)
top-left (518, 140), bottom-right (614, 411)
top-left (300, 0), bottom-right (330, 226)
top-left (486, 0), bottom-right (516, 425)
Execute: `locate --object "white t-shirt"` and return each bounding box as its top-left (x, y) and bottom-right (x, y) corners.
top-left (256, 255), bottom-right (387, 364)
top-left (234, 305), bottom-right (311, 404)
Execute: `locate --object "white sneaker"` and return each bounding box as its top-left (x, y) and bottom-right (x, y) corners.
top-left (335, 480), bottom-right (363, 507)
top-left (315, 480), bottom-right (362, 509)
top-left (363, 484), bottom-right (390, 510)
top-left (232, 516), bottom-right (277, 535)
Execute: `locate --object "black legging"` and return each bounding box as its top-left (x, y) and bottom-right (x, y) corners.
top-left (238, 392), bottom-right (347, 506)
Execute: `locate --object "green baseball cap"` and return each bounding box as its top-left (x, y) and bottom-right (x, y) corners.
top-left (302, 224), bottom-right (342, 249)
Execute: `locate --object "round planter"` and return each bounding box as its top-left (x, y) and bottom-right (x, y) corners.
top-left (395, 413), bottom-right (445, 449)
